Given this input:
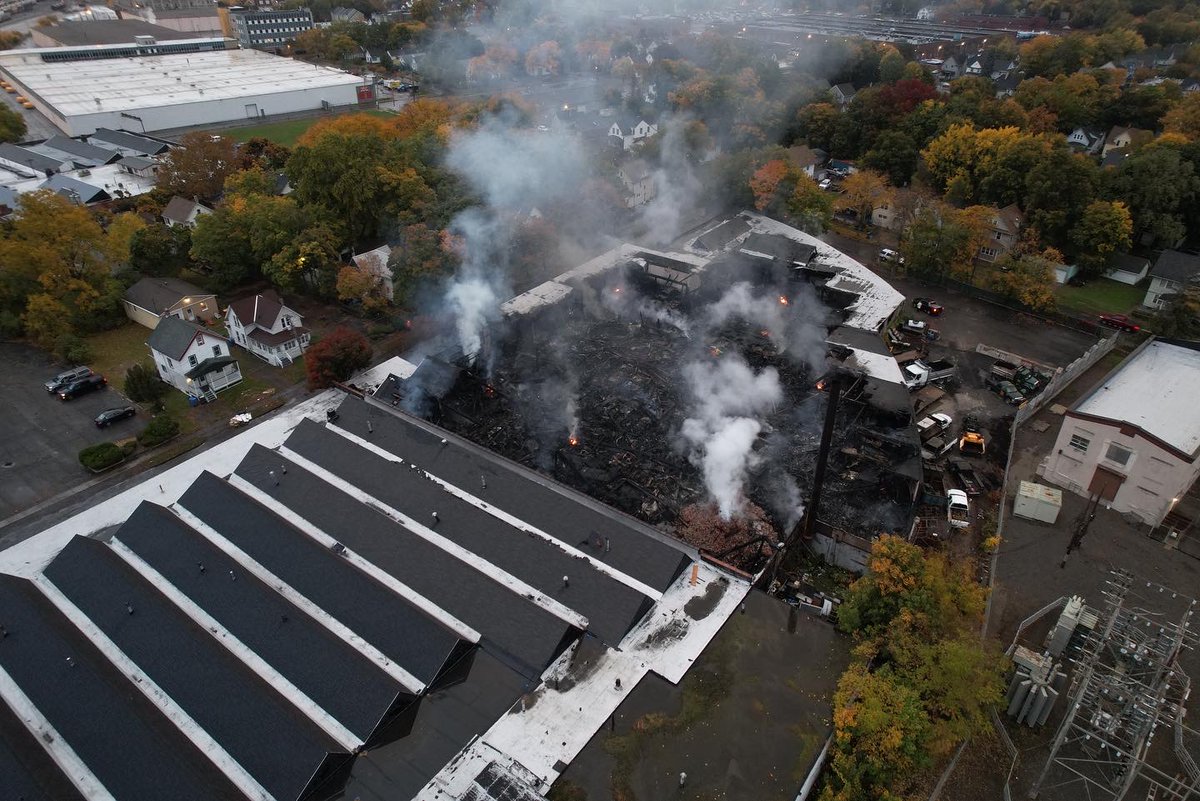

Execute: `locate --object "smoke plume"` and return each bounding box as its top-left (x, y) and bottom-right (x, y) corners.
top-left (680, 355), bottom-right (782, 519)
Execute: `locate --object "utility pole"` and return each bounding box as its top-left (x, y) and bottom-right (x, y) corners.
top-left (1060, 492), bottom-right (1100, 568)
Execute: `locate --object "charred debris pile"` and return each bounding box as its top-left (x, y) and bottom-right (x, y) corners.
top-left (394, 246), bottom-right (921, 570)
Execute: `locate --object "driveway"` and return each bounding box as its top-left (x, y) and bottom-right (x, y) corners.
top-left (0, 343), bottom-right (144, 520)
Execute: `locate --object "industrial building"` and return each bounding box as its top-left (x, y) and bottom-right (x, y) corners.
top-left (221, 6), bottom-right (314, 51)
top-left (29, 19), bottom-right (196, 48)
top-left (1039, 338), bottom-right (1200, 526)
top-left (0, 391), bottom-right (766, 801)
top-left (113, 0), bottom-right (222, 37)
top-left (0, 128), bottom-right (173, 211)
top-left (0, 45), bottom-right (367, 135)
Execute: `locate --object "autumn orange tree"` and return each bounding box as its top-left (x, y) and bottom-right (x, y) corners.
top-left (749, 159), bottom-right (831, 231)
top-left (822, 535), bottom-right (1004, 801)
top-left (305, 326), bottom-right (373, 390)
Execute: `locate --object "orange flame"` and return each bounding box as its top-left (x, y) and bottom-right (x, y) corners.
top-left (816, 379), bottom-right (827, 391)
top-left (568, 436), bottom-right (579, 447)
top-left (779, 295), bottom-right (789, 305)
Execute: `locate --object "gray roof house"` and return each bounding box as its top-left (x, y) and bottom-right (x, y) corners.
top-left (122, 277), bottom-right (217, 329)
top-left (161, 196), bottom-right (212, 229)
top-left (1144, 250), bottom-right (1200, 309)
top-left (147, 314), bottom-right (241, 399)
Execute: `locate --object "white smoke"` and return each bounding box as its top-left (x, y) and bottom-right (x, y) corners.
top-left (640, 116), bottom-right (704, 246)
top-left (602, 284), bottom-right (691, 336)
top-left (706, 282), bottom-right (828, 372)
top-left (680, 356), bottom-right (782, 519)
top-left (446, 277), bottom-right (498, 360)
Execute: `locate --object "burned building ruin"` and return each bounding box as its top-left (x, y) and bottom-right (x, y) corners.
top-left (376, 213), bottom-right (919, 571)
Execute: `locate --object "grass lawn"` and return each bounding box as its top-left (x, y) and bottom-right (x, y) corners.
top-left (1055, 278), bottom-right (1147, 316)
top-left (221, 109), bottom-right (395, 147)
top-left (86, 323), bottom-right (151, 383)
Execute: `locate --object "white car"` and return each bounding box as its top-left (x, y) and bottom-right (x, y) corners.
top-left (878, 248), bottom-right (903, 263)
top-left (819, 178), bottom-right (833, 191)
top-left (947, 489), bottom-right (971, 529)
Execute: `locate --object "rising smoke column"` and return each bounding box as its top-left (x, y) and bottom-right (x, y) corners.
top-left (437, 115), bottom-right (589, 361)
top-left (680, 355), bottom-right (782, 519)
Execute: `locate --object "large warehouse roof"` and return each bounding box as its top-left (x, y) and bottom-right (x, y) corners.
top-left (0, 392), bottom-right (745, 801)
top-left (0, 47), bottom-right (362, 117)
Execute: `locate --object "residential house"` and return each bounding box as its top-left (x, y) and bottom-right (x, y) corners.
top-left (1102, 125), bottom-right (1154, 157)
top-left (1038, 338), bottom-right (1200, 526)
top-left (871, 187), bottom-right (926, 232)
top-left (978, 204), bottom-right (1024, 262)
top-left (1144, 250), bottom-right (1200, 309)
top-left (1107, 252), bottom-right (1151, 285)
top-left (963, 53), bottom-right (985, 76)
top-left (831, 82), bottom-right (856, 107)
top-left (1183, 78), bottom-right (1200, 94)
top-left (1066, 127), bottom-right (1105, 155)
top-left (161, 196), bottom-right (213, 229)
top-left (330, 5), bottom-right (364, 22)
top-left (122, 277), bottom-right (217, 330)
top-left (147, 314), bottom-right (242, 401)
top-left (608, 117), bottom-right (658, 150)
top-left (352, 243), bottom-right (394, 302)
top-left (117, 155), bottom-right (158, 181)
top-left (224, 289), bottom-right (309, 367)
top-left (993, 74), bottom-right (1019, 99)
top-left (785, 144), bottom-right (827, 178)
top-left (939, 55), bottom-right (963, 81)
top-left (990, 58), bottom-right (1019, 79)
top-left (1102, 147), bottom-right (1132, 170)
top-left (617, 159), bottom-right (657, 207)
top-left (826, 159), bottom-right (857, 177)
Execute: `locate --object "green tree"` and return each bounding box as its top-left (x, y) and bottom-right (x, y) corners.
top-left (900, 203), bottom-right (986, 282)
top-left (336, 265), bottom-right (390, 313)
top-left (1153, 284), bottom-right (1200, 339)
top-left (1070, 200), bottom-right (1133, 277)
top-left (265, 222), bottom-right (341, 296)
top-left (389, 223), bottom-right (458, 305)
top-left (124, 362), bottom-right (168, 406)
top-left (189, 205), bottom-right (256, 289)
top-left (990, 248), bottom-right (1060, 311)
top-left (305, 326), bottom-right (373, 389)
top-left (1024, 149), bottom-right (1099, 248)
top-left (863, 130), bottom-right (918, 186)
top-left (129, 224), bottom-right (191, 277)
top-left (0, 102), bottom-right (26, 143)
top-left (878, 48), bottom-right (905, 84)
top-left (1107, 144), bottom-right (1200, 248)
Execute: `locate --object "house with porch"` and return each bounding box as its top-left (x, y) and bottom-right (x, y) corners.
top-left (225, 290), bottom-right (310, 367)
top-left (122, 277), bottom-right (217, 330)
top-left (147, 315), bottom-right (241, 402)
top-left (1038, 338), bottom-right (1200, 526)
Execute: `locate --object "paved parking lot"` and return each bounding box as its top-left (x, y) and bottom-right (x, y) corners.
top-left (0, 343), bottom-right (144, 521)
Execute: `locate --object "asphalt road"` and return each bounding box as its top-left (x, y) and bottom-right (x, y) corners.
top-left (0, 343), bottom-right (143, 520)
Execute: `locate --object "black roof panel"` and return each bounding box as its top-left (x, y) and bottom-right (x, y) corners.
top-left (329, 400), bottom-right (691, 593)
top-left (283, 417), bottom-right (656, 645)
top-left (113, 502), bottom-right (412, 742)
top-left (235, 444), bottom-right (579, 679)
top-left (0, 693), bottom-right (86, 801)
top-left (178, 472), bottom-right (468, 686)
top-left (42, 537), bottom-right (347, 801)
top-left (0, 574), bottom-right (246, 801)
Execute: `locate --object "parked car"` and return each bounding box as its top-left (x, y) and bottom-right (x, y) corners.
top-left (1097, 313), bottom-right (1140, 333)
top-left (947, 489), bottom-right (971, 529)
top-left (900, 318), bottom-right (927, 335)
top-left (45, 365), bottom-right (93, 393)
top-left (819, 178), bottom-right (833, 191)
top-left (94, 406), bottom-right (136, 428)
top-left (988, 377), bottom-right (1027, 407)
top-left (57, 374), bottom-right (106, 401)
top-left (878, 248), bottom-right (904, 264)
top-left (912, 297), bottom-right (944, 315)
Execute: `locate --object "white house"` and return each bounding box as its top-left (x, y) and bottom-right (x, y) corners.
top-left (831, 82), bottom-right (856, 107)
top-left (1108, 252), bottom-right (1151, 285)
top-left (617, 159), bottom-right (656, 207)
top-left (608, 118), bottom-right (658, 150)
top-left (1144, 250), bottom-right (1200, 309)
top-left (1102, 125), bottom-right (1153, 157)
top-left (352, 243), bottom-right (394, 302)
top-left (1038, 339), bottom-right (1200, 526)
top-left (224, 289), bottom-right (310, 367)
top-left (1066, 127), bottom-right (1105, 155)
top-left (122, 277), bottom-right (217, 330)
top-left (785, 144), bottom-right (827, 178)
top-left (147, 314), bottom-right (241, 401)
top-left (161, 195), bottom-right (213, 229)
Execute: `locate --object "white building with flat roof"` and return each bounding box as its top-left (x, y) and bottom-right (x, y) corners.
top-left (1038, 338), bottom-right (1200, 525)
top-left (0, 46), bottom-right (366, 135)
